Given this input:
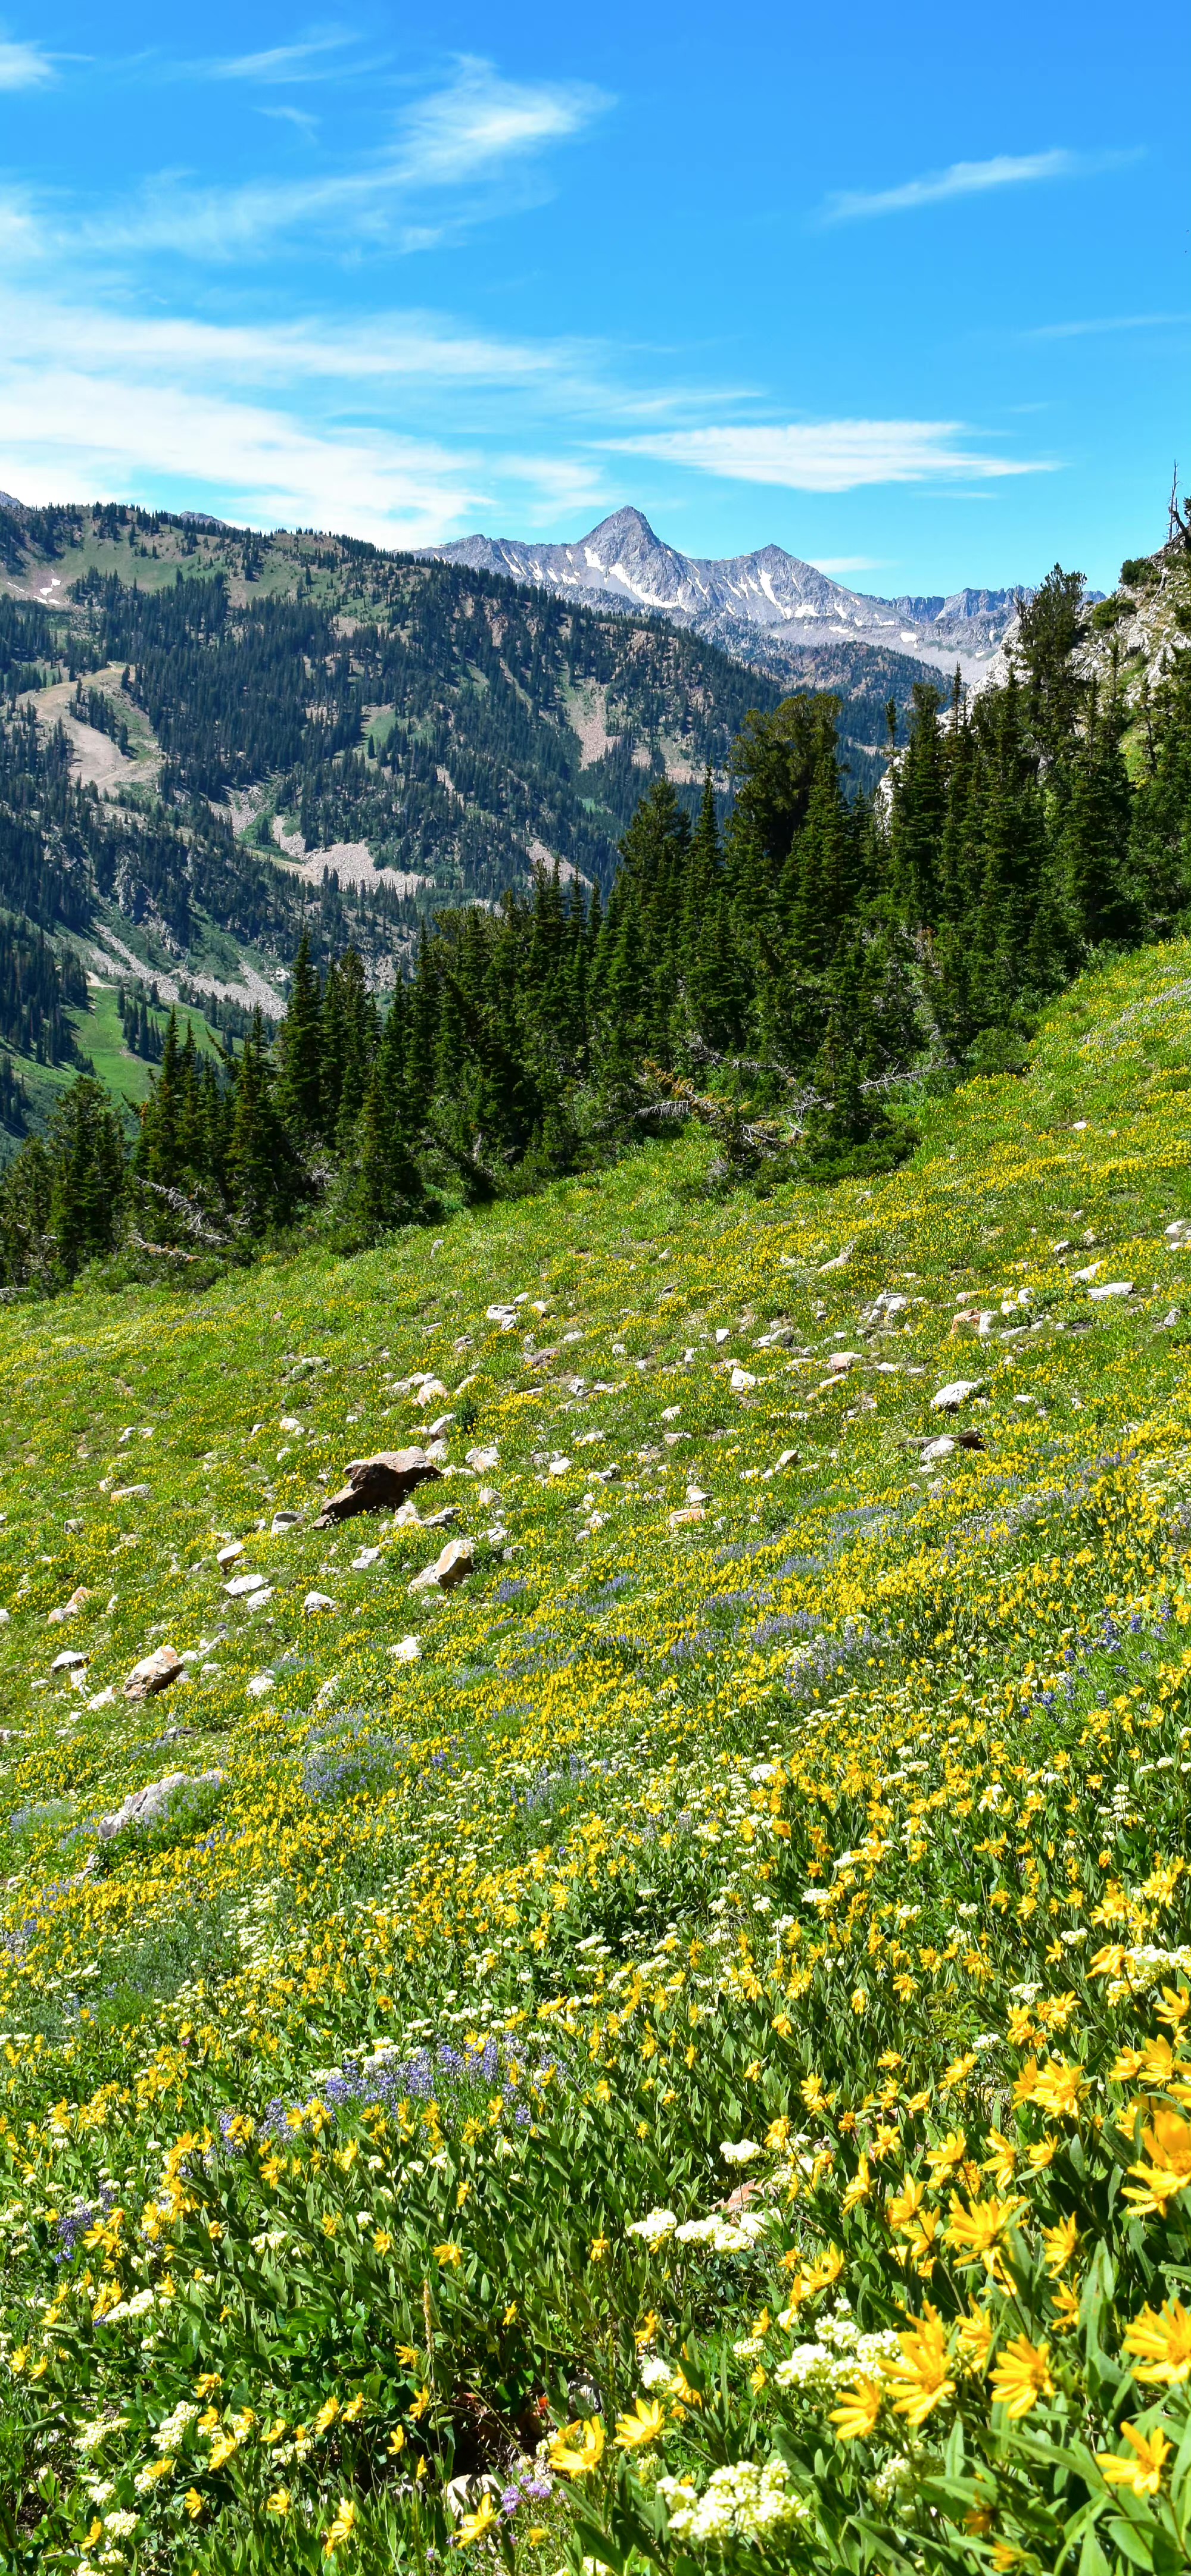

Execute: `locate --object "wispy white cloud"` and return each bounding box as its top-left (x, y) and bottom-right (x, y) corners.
top-left (205, 29), bottom-right (357, 85)
top-left (1028, 310), bottom-right (1190, 338)
top-left (67, 57), bottom-right (611, 260)
top-left (818, 146), bottom-right (1137, 225)
top-left (260, 104), bottom-right (321, 138)
top-left (392, 57), bottom-right (610, 188)
top-left (605, 421), bottom-right (1052, 492)
top-left (0, 364), bottom-right (492, 547)
top-left (0, 34), bottom-right (55, 89)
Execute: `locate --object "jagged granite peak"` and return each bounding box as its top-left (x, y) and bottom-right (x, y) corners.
top-left (425, 508), bottom-right (1027, 683)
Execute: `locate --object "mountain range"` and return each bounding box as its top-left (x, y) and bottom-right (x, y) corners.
top-left (425, 505), bottom-right (1025, 688)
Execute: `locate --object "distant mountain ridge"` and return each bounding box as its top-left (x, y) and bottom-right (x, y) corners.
top-left (425, 505), bottom-right (1026, 686)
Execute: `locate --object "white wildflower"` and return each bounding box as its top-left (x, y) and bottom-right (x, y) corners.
top-left (626, 2207), bottom-right (676, 2248)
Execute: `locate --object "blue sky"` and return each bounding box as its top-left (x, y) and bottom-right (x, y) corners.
top-left (0, 1), bottom-right (1186, 595)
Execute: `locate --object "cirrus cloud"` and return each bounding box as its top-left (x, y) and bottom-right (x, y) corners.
top-left (604, 420), bottom-right (1052, 493)
top-left (818, 146), bottom-right (1139, 225)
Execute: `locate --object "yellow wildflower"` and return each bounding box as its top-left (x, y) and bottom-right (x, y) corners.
top-left (830, 2378), bottom-right (883, 2440)
top-left (1124, 2109), bottom-right (1191, 2215)
top-left (456, 2494), bottom-right (499, 2544)
top-left (614, 2396), bottom-right (667, 2449)
top-left (324, 2497), bottom-right (357, 2553)
top-left (548, 2418), bottom-right (606, 2476)
top-left (1123, 2297), bottom-right (1191, 2385)
top-left (989, 2334), bottom-right (1053, 2419)
top-left (267, 2489), bottom-right (292, 2516)
top-left (883, 2312), bottom-right (955, 2428)
top-left (1096, 2423), bottom-right (1172, 2498)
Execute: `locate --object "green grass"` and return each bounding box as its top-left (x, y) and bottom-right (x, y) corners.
top-left (2, 941), bottom-right (1191, 2569)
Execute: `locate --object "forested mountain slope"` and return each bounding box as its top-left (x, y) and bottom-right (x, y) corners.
top-left (6, 939), bottom-right (1191, 2571)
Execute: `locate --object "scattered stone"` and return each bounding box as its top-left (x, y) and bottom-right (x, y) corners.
top-left (1088, 1281), bottom-right (1133, 1301)
top-left (548, 1456), bottom-right (571, 1477)
top-left (714, 1327), bottom-right (731, 1344)
top-left (304, 1590), bottom-right (337, 1615)
top-left (317, 1448), bottom-right (442, 1525)
top-left (351, 1546), bottom-right (382, 1570)
top-left (729, 1366), bottom-right (757, 1394)
top-left (686, 1484), bottom-right (710, 1504)
top-left (225, 1571), bottom-right (270, 1597)
top-left (409, 1538), bottom-right (474, 1595)
top-left (413, 1378), bottom-right (448, 1409)
top-left (51, 1649), bottom-right (88, 1672)
top-left (422, 1504), bottom-right (460, 1529)
top-left (111, 1484), bottom-right (151, 1501)
top-left (428, 1412), bottom-right (456, 1436)
top-left (389, 1634), bottom-right (420, 1662)
top-left (272, 1510), bottom-right (301, 1533)
top-left (216, 1541), bottom-right (245, 1568)
top-left (87, 1685), bottom-right (115, 1710)
top-left (98, 1769), bottom-right (224, 1841)
top-left (48, 1586), bottom-right (91, 1626)
top-left (931, 1379), bottom-right (984, 1411)
top-left (1164, 1219), bottom-right (1191, 1244)
top-left (247, 1672), bottom-right (275, 1699)
top-left (669, 1505), bottom-right (704, 1528)
top-left (818, 1243), bottom-right (853, 1272)
top-left (124, 1645), bottom-right (184, 1701)
top-left (466, 1444), bottom-right (500, 1470)
top-left (921, 1435), bottom-right (956, 1463)
top-left (245, 1587), bottom-right (274, 1613)
top-left (827, 1350), bottom-right (860, 1372)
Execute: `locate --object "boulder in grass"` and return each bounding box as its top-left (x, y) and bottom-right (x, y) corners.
top-left (409, 1538), bottom-right (474, 1595)
top-left (303, 1591), bottom-right (336, 1615)
top-left (98, 1769), bottom-right (224, 1842)
top-left (48, 1586), bottom-right (91, 1626)
top-left (931, 1379), bottom-right (983, 1412)
top-left (316, 1448), bottom-right (441, 1526)
top-left (124, 1645), bottom-right (184, 1701)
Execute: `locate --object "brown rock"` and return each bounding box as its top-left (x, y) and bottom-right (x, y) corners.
top-left (315, 1448), bottom-right (442, 1526)
top-left (124, 1644), bottom-right (183, 1701)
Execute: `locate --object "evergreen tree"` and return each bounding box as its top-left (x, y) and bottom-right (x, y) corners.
top-left (273, 928), bottom-right (322, 1137)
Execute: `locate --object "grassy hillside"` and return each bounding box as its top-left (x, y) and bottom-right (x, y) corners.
top-left (4, 939), bottom-right (1191, 2570)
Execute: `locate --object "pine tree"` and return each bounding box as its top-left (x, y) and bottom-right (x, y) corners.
top-left (273, 928), bottom-right (322, 1137)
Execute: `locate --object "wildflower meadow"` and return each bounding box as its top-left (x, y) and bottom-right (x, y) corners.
top-left (4, 937), bottom-right (1191, 2574)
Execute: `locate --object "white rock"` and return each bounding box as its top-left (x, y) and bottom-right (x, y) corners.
top-left (279, 1415), bottom-right (304, 1434)
top-left (818, 1243), bottom-right (853, 1272)
top-left (216, 1541), bottom-right (245, 1568)
top-left (409, 1538), bottom-right (474, 1595)
top-left (247, 1672), bottom-right (275, 1699)
top-left (351, 1546), bottom-right (382, 1570)
top-left (0, 1608), bottom-right (8, 1625)
top-left (225, 1572), bottom-right (270, 1597)
top-left (98, 1769), bottom-right (224, 1841)
top-left (111, 1483), bottom-right (151, 1501)
top-left (413, 1378), bottom-right (448, 1408)
top-left (466, 1445), bottom-right (500, 1470)
top-left (304, 1591), bottom-right (336, 1614)
top-left (51, 1649), bottom-right (88, 1671)
top-left (921, 1435), bottom-right (956, 1463)
top-left (1164, 1219), bottom-right (1191, 1242)
top-left (548, 1456), bottom-right (571, 1476)
top-left (1071, 1262), bottom-right (1103, 1283)
top-left (48, 1586), bottom-right (90, 1625)
top-left (1088, 1281), bottom-right (1133, 1301)
top-left (388, 1635), bottom-right (420, 1662)
top-left (827, 1350), bottom-right (860, 1371)
top-left (686, 1484), bottom-right (710, 1504)
top-left (714, 1326), bottom-right (731, 1344)
top-left (271, 1512), bottom-right (301, 1534)
top-left (245, 1587), bottom-right (275, 1612)
top-left (931, 1379), bottom-right (983, 1411)
top-left (87, 1685), bottom-right (116, 1710)
top-left (729, 1367), bottom-right (757, 1393)
top-left (428, 1412), bottom-right (456, 1436)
